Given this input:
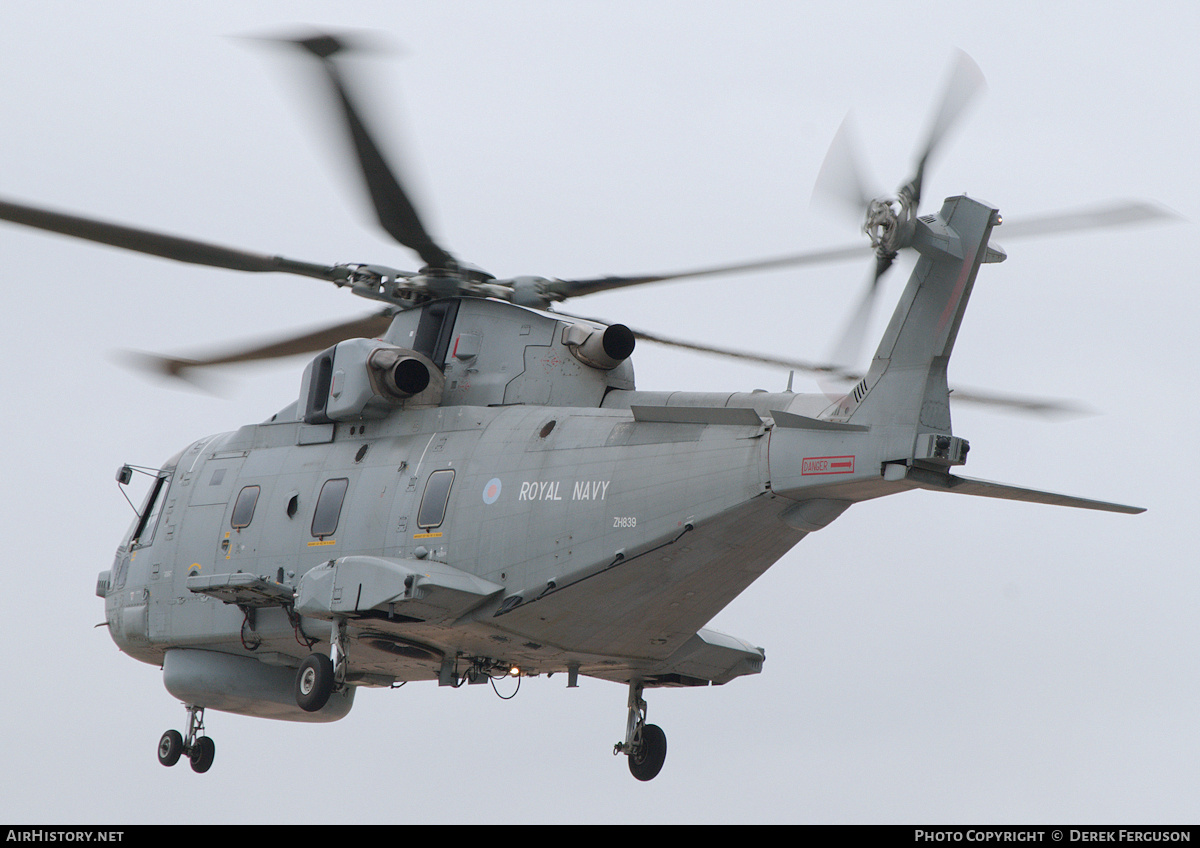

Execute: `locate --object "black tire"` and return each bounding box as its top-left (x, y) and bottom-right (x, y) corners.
top-left (628, 723), bottom-right (667, 781)
top-left (157, 730), bottom-right (183, 767)
top-left (188, 736), bottom-right (216, 774)
top-left (295, 652), bottom-right (335, 712)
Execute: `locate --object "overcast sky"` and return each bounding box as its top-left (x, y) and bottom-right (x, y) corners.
top-left (0, 0), bottom-right (1196, 825)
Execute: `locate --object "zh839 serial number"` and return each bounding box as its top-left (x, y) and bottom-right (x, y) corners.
top-left (613, 516), bottom-right (637, 528)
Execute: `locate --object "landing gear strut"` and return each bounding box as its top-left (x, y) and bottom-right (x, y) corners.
top-left (613, 680), bottom-right (668, 781)
top-left (157, 704), bottom-right (215, 773)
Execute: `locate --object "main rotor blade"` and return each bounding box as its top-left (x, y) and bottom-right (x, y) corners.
top-left (542, 244), bottom-right (871, 300)
top-left (942, 386), bottom-right (1090, 417)
top-left (904, 49), bottom-right (986, 206)
top-left (122, 309), bottom-right (395, 379)
top-left (289, 34), bottom-right (455, 270)
top-left (992, 200), bottom-right (1179, 240)
top-left (0, 197), bottom-right (341, 281)
top-left (631, 327), bottom-right (1084, 417)
top-left (630, 327), bottom-right (862, 381)
top-left (556, 198), bottom-right (1178, 297)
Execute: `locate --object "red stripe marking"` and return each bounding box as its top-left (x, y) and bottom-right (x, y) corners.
top-left (936, 242), bottom-right (979, 337)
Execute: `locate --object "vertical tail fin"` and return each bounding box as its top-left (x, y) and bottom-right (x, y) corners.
top-left (827, 195), bottom-right (1003, 436)
top-left (770, 194), bottom-right (1144, 515)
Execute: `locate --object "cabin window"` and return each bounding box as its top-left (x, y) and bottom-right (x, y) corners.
top-left (417, 469), bottom-right (455, 529)
top-left (231, 485), bottom-right (261, 529)
top-left (311, 478), bottom-right (349, 538)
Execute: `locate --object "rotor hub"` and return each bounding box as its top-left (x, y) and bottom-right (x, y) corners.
top-left (862, 192), bottom-right (916, 258)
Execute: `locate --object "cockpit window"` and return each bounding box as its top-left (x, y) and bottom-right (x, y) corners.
top-left (231, 485), bottom-right (261, 529)
top-left (130, 473), bottom-right (170, 549)
top-left (311, 478), bottom-right (349, 538)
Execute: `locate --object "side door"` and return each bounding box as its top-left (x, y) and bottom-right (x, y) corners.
top-left (155, 447), bottom-right (247, 643)
top-left (390, 429), bottom-right (482, 566)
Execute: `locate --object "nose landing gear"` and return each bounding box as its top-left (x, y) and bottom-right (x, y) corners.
top-left (157, 704), bottom-right (215, 773)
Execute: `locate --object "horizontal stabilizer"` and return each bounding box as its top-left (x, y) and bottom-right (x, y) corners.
top-left (770, 410), bottom-right (869, 432)
top-left (903, 465), bottom-right (1145, 514)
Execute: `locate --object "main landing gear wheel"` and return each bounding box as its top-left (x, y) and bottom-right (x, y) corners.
top-left (615, 680), bottom-right (669, 781)
top-left (158, 704), bottom-right (214, 772)
top-left (628, 723), bottom-right (668, 782)
top-left (295, 652), bottom-right (336, 712)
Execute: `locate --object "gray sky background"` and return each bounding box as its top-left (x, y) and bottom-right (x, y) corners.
top-left (0, 0), bottom-right (1196, 825)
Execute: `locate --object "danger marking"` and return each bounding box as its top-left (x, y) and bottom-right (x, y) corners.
top-left (801, 456), bottom-right (855, 475)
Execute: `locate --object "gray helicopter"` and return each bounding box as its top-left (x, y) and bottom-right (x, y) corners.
top-left (0, 37), bottom-right (1163, 780)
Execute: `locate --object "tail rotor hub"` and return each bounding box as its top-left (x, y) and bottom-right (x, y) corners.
top-left (862, 195), bottom-right (903, 257)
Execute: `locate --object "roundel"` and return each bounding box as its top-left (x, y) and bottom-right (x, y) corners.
top-left (482, 478), bottom-right (502, 505)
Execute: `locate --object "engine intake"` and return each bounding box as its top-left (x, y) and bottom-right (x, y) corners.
top-left (300, 339), bottom-right (443, 423)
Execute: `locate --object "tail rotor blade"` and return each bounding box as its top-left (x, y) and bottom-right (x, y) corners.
top-left (812, 112), bottom-right (878, 221)
top-left (904, 49), bottom-right (986, 206)
top-left (994, 200), bottom-right (1179, 240)
top-left (829, 264), bottom-right (887, 368)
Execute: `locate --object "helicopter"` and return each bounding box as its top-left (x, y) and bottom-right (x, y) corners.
top-left (0, 35), bottom-right (1165, 781)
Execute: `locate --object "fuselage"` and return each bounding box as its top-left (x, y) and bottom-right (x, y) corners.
top-left (103, 382), bottom-right (873, 690)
